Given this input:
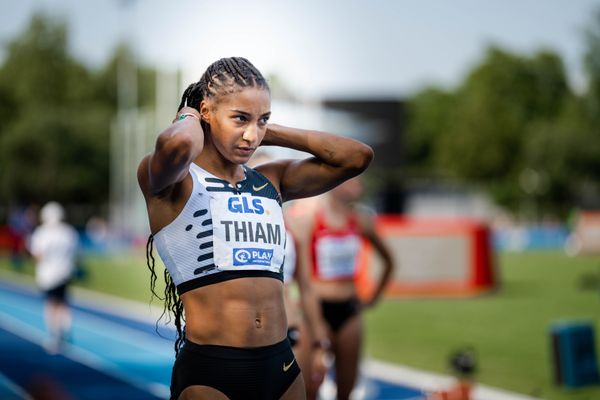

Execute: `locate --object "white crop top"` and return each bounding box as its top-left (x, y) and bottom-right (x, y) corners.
top-left (153, 163), bottom-right (287, 295)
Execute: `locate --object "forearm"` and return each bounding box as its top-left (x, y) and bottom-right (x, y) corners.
top-left (369, 261), bottom-right (394, 305)
top-left (263, 124), bottom-right (373, 173)
top-left (361, 224), bottom-right (395, 306)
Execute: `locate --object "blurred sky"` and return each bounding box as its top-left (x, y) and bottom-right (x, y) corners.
top-left (1, 0), bottom-right (599, 99)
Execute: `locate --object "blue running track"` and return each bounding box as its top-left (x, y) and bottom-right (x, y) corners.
top-left (0, 278), bottom-right (424, 400)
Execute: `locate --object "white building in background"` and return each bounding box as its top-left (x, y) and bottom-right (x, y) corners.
top-left (404, 187), bottom-right (500, 221)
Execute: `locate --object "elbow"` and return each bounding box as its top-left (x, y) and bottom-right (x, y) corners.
top-left (360, 144), bottom-right (375, 169)
top-left (348, 143), bottom-right (374, 174)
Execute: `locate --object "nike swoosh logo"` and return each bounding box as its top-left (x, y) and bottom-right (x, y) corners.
top-left (252, 182), bottom-right (269, 192)
top-left (283, 358), bottom-right (296, 372)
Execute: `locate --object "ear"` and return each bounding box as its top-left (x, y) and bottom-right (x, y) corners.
top-left (200, 99), bottom-right (212, 124)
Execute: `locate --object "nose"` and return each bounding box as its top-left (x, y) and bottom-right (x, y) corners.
top-left (242, 123), bottom-right (258, 143)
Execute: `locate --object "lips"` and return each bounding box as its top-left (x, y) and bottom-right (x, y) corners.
top-left (236, 147), bottom-right (255, 157)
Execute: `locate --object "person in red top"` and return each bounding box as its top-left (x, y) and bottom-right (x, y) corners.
top-left (291, 176), bottom-right (395, 400)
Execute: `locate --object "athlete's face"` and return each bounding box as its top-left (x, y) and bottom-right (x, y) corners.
top-left (202, 86), bottom-right (271, 164)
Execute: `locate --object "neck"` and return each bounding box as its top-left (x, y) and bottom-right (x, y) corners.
top-left (194, 151), bottom-right (245, 184)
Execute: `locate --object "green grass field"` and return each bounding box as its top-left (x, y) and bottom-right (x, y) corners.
top-left (2, 249), bottom-right (600, 399)
top-left (364, 251), bottom-right (600, 400)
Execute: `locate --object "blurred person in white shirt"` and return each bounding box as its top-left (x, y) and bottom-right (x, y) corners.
top-left (29, 201), bottom-right (79, 352)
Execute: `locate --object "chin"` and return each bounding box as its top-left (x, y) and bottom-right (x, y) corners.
top-left (231, 155), bottom-right (251, 165)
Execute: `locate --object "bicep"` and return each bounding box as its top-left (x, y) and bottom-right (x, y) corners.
top-left (279, 158), bottom-right (353, 201)
top-left (137, 153), bottom-right (187, 199)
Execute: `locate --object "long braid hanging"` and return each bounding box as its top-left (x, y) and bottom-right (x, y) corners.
top-left (146, 234), bottom-right (186, 355)
top-left (149, 57), bottom-right (269, 356)
top-left (145, 234), bottom-right (161, 300)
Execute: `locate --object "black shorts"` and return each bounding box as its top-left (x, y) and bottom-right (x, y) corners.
top-left (44, 282), bottom-right (69, 302)
top-left (170, 338), bottom-right (301, 400)
top-left (320, 297), bottom-right (361, 333)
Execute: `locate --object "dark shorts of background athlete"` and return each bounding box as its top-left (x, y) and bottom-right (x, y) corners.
top-left (44, 281), bottom-right (69, 302)
top-left (320, 297), bottom-right (361, 333)
top-left (170, 338), bottom-right (301, 400)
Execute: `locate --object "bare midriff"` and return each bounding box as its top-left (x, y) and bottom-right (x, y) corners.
top-left (181, 277), bottom-right (287, 347)
top-left (313, 279), bottom-right (357, 301)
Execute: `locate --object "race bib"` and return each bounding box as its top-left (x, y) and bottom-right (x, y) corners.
top-left (210, 193), bottom-right (285, 273)
top-left (315, 234), bottom-right (361, 279)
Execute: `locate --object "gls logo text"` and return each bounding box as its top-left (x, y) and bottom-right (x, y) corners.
top-left (228, 197), bottom-right (264, 214)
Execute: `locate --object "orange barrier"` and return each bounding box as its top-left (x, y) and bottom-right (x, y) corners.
top-left (355, 215), bottom-right (497, 299)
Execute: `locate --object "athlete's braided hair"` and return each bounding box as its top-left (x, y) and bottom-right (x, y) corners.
top-left (146, 234), bottom-right (185, 355)
top-left (147, 57), bottom-right (268, 355)
top-left (177, 56), bottom-right (269, 132)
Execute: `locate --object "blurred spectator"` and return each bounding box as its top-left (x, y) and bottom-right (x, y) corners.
top-left (29, 202), bottom-right (79, 353)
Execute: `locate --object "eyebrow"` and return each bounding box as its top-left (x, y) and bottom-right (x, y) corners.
top-left (230, 109), bottom-right (271, 118)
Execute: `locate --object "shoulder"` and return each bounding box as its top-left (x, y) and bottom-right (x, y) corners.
top-left (244, 165), bottom-right (270, 182)
top-left (352, 203), bottom-right (377, 232)
top-left (244, 165), bottom-right (283, 203)
top-left (253, 159), bottom-right (297, 197)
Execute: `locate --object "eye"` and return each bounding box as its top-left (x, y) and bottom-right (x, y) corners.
top-left (233, 115), bottom-right (248, 122)
top-left (259, 116), bottom-right (270, 125)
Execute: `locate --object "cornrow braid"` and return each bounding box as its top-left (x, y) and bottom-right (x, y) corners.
top-left (177, 57), bottom-right (269, 113)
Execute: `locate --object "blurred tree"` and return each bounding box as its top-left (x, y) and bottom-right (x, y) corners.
top-left (584, 7), bottom-right (600, 123)
top-left (0, 13), bottom-right (71, 106)
top-left (406, 46), bottom-right (573, 215)
top-left (523, 96), bottom-right (599, 214)
top-left (94, 44), bottom-right (155, 111)
top-left (0, 13), bottom-right (108, 208)
top-left (404, 87), bottom-right (454, 171)
top-left (439, 47), bottom-right (568, 179)
top-left (514, 5), bottom-right (600, 214)
top-left (0, 13), bottom-right (155, 221)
